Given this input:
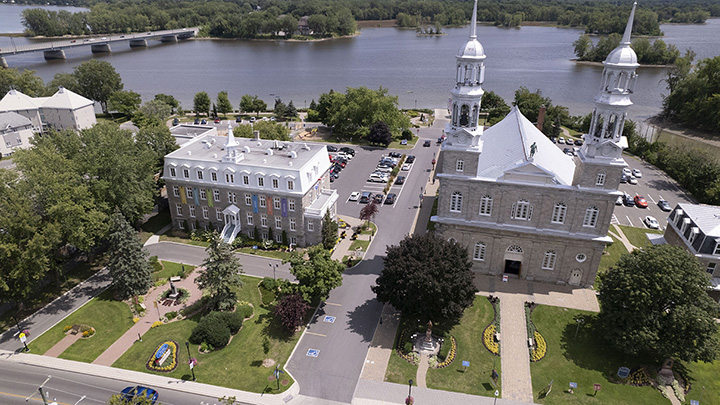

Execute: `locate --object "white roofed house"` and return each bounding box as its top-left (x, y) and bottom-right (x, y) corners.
top-left (0, 112), bottom-right (34, 157)
top-left (163, 126), bottom-right (338, 247)
top-left (431, 1), bottom-right (640, 287)
top-left (0, 87), bottom-right (96, 133)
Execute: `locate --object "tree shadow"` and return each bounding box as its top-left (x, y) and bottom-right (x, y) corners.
top-left (257, 311), bottom-right (295, 343)
top-left (250, 360), bottom-right (264, 367)
top-left (345, 298), bottom-right (383, 343)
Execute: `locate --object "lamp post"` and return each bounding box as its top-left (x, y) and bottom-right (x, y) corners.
top-left (406, 379), bottom-right (413, 405)
top-left (574, 316), bottom-right (585, 339)
top-left (10, 314), bottom-right (22, 334)
top-left (268, 263), bottom-right (278, 280)
top-left (185, 342), bottom-right (196, 381)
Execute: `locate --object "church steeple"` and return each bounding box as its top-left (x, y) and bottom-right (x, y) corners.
top-left (581, 2), bottom-right (638, 161)
top-left (444, 0), bottom-right (485, 150)
top-left (223, 124), bottom-right (241, 163)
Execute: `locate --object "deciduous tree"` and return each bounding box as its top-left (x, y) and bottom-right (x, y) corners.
top-left (196, 233), bottom-right (244, 311)
top-left (273, 293), bottom-right (311, 332)
top-left (193, 91), bottom-right (211, 116)
top-left (73, 60), bottom-right (123, 113)
top-left (372, 233), bottom-right (478, 326)
top-left (286, 245), bottom-right (343, 302)
top-left (359, 201), bottom-right (379, 227)
top-left (597, 244), bottom-right (720, 363)
top-left (107, 212), bottom-right (153, 300)
top-left (154, 93), bottom-right (179, 114)
top-left (216, 91), bottom-right (233, 116)
top-left (367, 121), bottom-right (393, 146)
top-left (239, 94), bottom-right (267, 116)
top-left (108, 90), bottom-right (142, 116)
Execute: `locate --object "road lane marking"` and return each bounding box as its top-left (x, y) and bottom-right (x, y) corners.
top-left (306, 332), bottom-right (327, 337)
top-left (625, 216), bottom-right (634, 227)
top-left (611, 214), bottom-right (619, 225)
top-left (0, 391), bottom-right (72, 405)
top-left (647, 194), bottom-right (656, 204)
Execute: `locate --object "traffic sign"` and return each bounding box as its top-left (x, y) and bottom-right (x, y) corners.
top-left (461, 360), bottom-right (470, 367)
top-left (18, 333), bottom-right (26, 343)
top-left (569, 382), bottom-right (577, 389)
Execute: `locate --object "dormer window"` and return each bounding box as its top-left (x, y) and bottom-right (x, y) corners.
top-left (688, 227), bottom-right (699, 244)
top-left (197, 170), bottom-right (203, 180)
top-left (243, 175), bottom-right (249, 185)
top-left (211, 172), bottom-right (217, 182)
top-left (169, 167), bottom-right (176, 177)
top-left (183, 168), bottom-right (189, 178)
top-left (225, 173), bottom-right (234, 183)
top-left (258, 177), bottom-right (265, 187)
top-left (714, 240), bottom-right (720, 255)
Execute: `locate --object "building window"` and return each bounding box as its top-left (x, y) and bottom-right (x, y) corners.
top-left (261, 214), bottom-right (268, 227)
top-left (448, 237), bottom-right (457, 244)
top-left (213, 189), bottom-right (220, 202)
top-left (576, 253), bottom-right (587, 263)
top-left (512, 200), bottom-right (532, 220)
top-left (197, 170), bottom-right (204, 180)
top-left (172, 186), bottom-right (180, 197)
top-left (288, 180), bottom-right (295, 190)
top-left (169, 167), bottom-right (176, 177)
top-left (202, 206), bottom-right (209, 219)
top-left (289, 199), bottom-right (296, 211)
top-left (290, 236), bottom-right (297, 245)
top-left (473, 242), bottom-right (486, 261)
top-left (479, 195), bottom-right (492, 216)
top-left (689, 227), bottom-right (699, 244)
top-left (456, 158), bottom-right (464, 172)
top-left (248, 229), bottom-right (254, 238)
top-left (259, 196), bottom-right (267, 208)
top-left (225, 173), bottom-right (234, 183)
top-left (450, 191), bottom-right (463, 212)
top-left (542, 251), bottom-right (557, 270)
top-left (183, 168), bottom-right (189, 178)
top-left (596, 171), bottom-right (606, 186)
top-left (274, 197), bottom-right (281, 210)
top-left (178, 220), bottom-right (185, 229)
top-left (186, 188), bottom-right (193, 199)
top-left (247, 213), bottom-right (254, 226)
top-left (707, 263), bottom-right (717, 275)
top-left (258, 177), bottom-right (265, 187)
top-left (227, 192), bottom-right (237, 203)
top-left (200, 189), bottom-right (207, 200)
top-left (176, 204), bottom-right (183, 216)
top-left (308, 220), bottom-right (314, 232)
top-left (275, 234), bottom-right (283, 243)
top-left (583, 206), bottom-right (599, 227)
top-left (551, 202), bottom-right (567, 224)
top-left (261, 232), bottom-right (268, 240)
top-left (714, 242), bottom-right (720, 256)
top-left (189, 205), bottom-right (196, 218)
top-left (275, 216), bottom-right (282, 229)
top-left (245, 194), bottom-right (252, 206)
top-left (243, 175), bottom-right (249, 185)
top-left (217, 210), bottom-right (223, 221)
top-left (290, 218), bottom-right (296, 231)
top-left (272, 178), bottom-right (279, 189)
top-left (681, 218), bottom-right (690, 234)
top-left (211, 172), bottom-right (217, 182)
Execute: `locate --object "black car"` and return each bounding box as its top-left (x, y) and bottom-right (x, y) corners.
top-left (235, 117), bottom-right (242, 123)
top-left (389, 152), bottom-right (401, 158)
top-left (405, 155), bottom-right (415, 164)
top-left (374, 194), bottom-right (384, 204)
top-left (327, 145), bottom-right (338, 152)
top-left (623, 194), bottom-right (635, 206)
top-left (385, 193), bottom-right (396, 204)
top-left (359, 192), bottom-right (373, 203)
top-left (574, 139), bottom-right (583, 146)
top-left (339, 147), bottom-right (355, 156)
top-left (423, 140), bottom-right (431, 147)
top-left (395, 176), bottom-right (405, 185)
top-left (193, 118), bottom-right (200, 124)
top-left (172, 118), bottom-right (180, 126)
top-left (657, 200), bottom-right (672, 211)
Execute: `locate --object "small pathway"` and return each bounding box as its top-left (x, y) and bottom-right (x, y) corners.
top-left (666, 386), bottom-right (681, 405)
top-left (330, 215), bottom-right (371, 263)
top-left (92, 270), bottom-right (203, 366)
top-left (143, 223), bottom-right (172, 247)
top-left (44, 332), bottom-right (82, 358)
top-left (360, 304), bottom-right (400, 382)
top-left (498, 293), bottom-right (533, 403)
top-left (610, 224), bottom-right (637, 252)
top-left (415, 354), bottom-right (429, 388)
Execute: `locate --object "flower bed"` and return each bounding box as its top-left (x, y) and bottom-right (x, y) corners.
top-left (628, 368), bottom-right (652, 387)
top-left (483, 324), bottom-right (499, 355)
top-left (436, 336), bottom-right (456, 368)
top-left (146, 340), bottom-right (179, 372)
top-left (395, 328), bottom-right (417, 365)
top-left (530, 331), bottom-right (546, 362)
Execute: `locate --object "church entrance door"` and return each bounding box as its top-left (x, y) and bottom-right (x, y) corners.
top-left (569, 269), bottom-right (582, 286)
top-left (504, 260), bottom-right (521, 275)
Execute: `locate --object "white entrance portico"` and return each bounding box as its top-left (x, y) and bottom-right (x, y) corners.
top-left (221, 204), bottom-right (242, 243)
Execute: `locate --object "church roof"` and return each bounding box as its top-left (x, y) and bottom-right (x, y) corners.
top-left (42, 87), bottom-right (94, 110)
top-left (0, 89), bottom-right (40, 111)
top-left (476, 106), bottom-right (576, 185)
top-left (0, 111), bottom-right (33, 129)
top-left (677, 203), bottom-right (720, 238)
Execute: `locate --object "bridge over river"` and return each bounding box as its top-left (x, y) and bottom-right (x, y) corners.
top-left (0, 27), bottom-right (199, 68)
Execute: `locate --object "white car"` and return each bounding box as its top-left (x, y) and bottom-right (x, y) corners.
top-left (401, 163), bottom-right (411, 171)
top-left (558, 137), bottom-right (564, 144)
top-left (338, 152), bottom-right (352, 160)
top-left (622, 168), bottom-right (632, 177)
top-left (628, 176), bottom-right (638, 185)
top-left (368, 173), bottom-right (388, 183)
top-left (615, 195), bottom-right (623, 205)
top-left (349, 191), bottom-right (360, 201)
top-left (375, 165), bottom-right (392, 173)
top-left (632, 169), bottom-right (642, 178)
top-left (644, 216), bottom-right (659, 229)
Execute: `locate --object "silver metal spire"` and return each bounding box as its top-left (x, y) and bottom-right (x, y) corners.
top-left (470, 0), bottom-right (478, 39)
top-left (621, 2), bottom-right (637, 44)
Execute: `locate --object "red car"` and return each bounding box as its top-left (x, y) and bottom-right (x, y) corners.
top-left (634, 195), bottom-right (648, 208)
top-left (214, 118), bottom-right (220, 123)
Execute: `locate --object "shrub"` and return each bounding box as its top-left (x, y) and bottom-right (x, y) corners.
top-left (261, 277), bottom-right (277, 290)
top-left (166, 311), bottom-right (178, 320)
top-left (236, 301), bottom-right (254, 319)
top-left (401, 129), bottom-right (413, 140)
top-left (190, 314), bottom-right (231, 349)
top-left (181, 296), bottom-right (208, 317)
top-left (262, 336), bottom-right (270, 354)
top-left (63, 325), bottom-right (72, 332)
top-left (436, 336), bottom-right (457, 368)
top-left (151, 321), bottom-right (164, 328)
top-left (403, 341), bottom-right (414, 354)
top-left (200, 341), bottom-right (214, 352)
top-left (149, 256), bottom-right (163, 273)
top-left (221, 311), bottom-right (244, 334)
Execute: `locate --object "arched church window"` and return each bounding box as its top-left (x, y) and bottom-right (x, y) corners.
top-left (605, 72), bottom-right (614, 91)
top-left (616, 114), bottom-right (626, 138)
top-left (472, 105), bottom-right (478, 127)
top-left (593, 115), bottom-right (604, 138)
top-left (507, 245), bottom-right (523, 253)
top-left (452, 103), bottom-right (458, 126)
top-left (460, 104), bottom-right (470, 127)
top-left (464, 65), bottom-right (470, 83)
top-left (605, 115), bottom-right (616, 138)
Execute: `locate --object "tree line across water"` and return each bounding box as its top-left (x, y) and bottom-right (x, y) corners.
top-left (18, 0), bottom-right (720, 38)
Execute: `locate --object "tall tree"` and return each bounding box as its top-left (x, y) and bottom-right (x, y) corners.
top-left (108, 90), bottom-right (142, 116)
top-left (196, 232), bottom-right (244, 311)
top-left (73, 60), bottom-right (123, 114)
top-left (107, 212), bottom-right (153, 300)
top-left (193, 91), bottom-right (211, 116)
top-left (286, 245), bottom-right (344, 302)
top-left (367, 121), bottom-right (392, 146)
top-left (273, 293), bottom-right (311, 333)
top-left (597, 244), bottom-right (720, 363)
top-left (216, 91), bottom-right (233, 116)
top-left (133, 99), bottom-right (172, 127)
top-left (372, 233), bottom-right (477, 326)
top-left (321, 210), bottom-right (338, 250)
top-left (45, 72), bottom-right (78, 96)
top-left (0, 68), bottom-right (45, 97)
top-left (135, 124), bottom-right (178, 172)
top-left (239, 94), bottom-right (267, 116)
top-left (154, 93), bottom-right (179, 114)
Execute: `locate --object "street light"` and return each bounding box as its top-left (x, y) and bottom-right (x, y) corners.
top-left (406, 379), bottom-right (413, 405)
top-left (268, 262), bottom-right (278, 280)
top-left (185, 342), bottom-right (196, 381)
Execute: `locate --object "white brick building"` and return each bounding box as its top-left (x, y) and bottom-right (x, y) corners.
top-left (0, 87), bottom-right (96, 133)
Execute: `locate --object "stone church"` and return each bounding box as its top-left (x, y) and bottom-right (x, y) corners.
top-left (432, 2), bottom-right (640, 287)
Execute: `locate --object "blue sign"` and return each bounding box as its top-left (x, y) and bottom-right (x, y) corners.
top-left (462, 361), bottom-right (470, 367)
top-left (155, 343), bottom-right (169, 359)
top-left (281, 198), bottom-right (288, 217)
top-left (690, 401), bottom-right (699, 405)
top-left (252, 194), bottom-right (259, 213)
top-left (617, 367), bottom-right (631, 378)
top-left (323, 316), bottom-right (336, 323)
top-left (253, 245), bottom-right (258, 250)
top-left (569, 382), bottom-right (577, 389)
top-left (306, 349), bottom-right (319, 357)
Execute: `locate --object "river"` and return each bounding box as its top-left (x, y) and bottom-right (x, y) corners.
top-left (1, 5), bottom-right (720, 122)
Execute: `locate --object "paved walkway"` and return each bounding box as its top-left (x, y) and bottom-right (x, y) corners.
top-left (360, 304), bottom-right (400, 382)
top-left (416, 354), bottom-right (429, 388)
top-left (331, 215), bottom-right (371, 263)
top-left (143, 223), bottom-right (172, 247)
top-left (44, 332), bottom-right (82, 358)
top-left (93, 269), bottom-right (204, 366)
top-left (609, 224), bottom-right (637, 252)
top-left (498, 293), bottom-right (533, 403)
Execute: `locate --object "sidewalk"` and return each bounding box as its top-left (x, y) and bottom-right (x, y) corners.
top-left (609, 224), bottom-right (637, 252)
top-left (498, 293), bottom-right (534, 403)
top-left (354, 379), bottom-right (531, 405)
top-left (360, 304), bottom-right (400, 382)
top-left (331, 215), bottom-right (371, 263)
top-left (143, 223), bottom-right (172, 247)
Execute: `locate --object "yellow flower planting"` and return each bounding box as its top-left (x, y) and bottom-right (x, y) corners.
top-left (133, 317), bottom-right (140, 323)
top-left (436, 336), bottom-right (457, 368)
top-left (483, 324), bottom-right (500, 355)
top-left (146, 341), bottom-right (179, 372)
top-left (530, 331), bottom-right (546, 362)
top-left (151, 321), bottom-right (164, 328)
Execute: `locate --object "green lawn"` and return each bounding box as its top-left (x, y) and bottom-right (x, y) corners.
top-left (426, 297), bottom-right (501, 396)
top-left (113, 275), bottom-right (301, 393)
top-left (529, 305), bottom-right (667, 404)
top-left (152, 261), bottom-right (195, 282)
top-left (159, 233), bottom-right (210, 248)
top-left (30, 290), bottom-right (134, 362)
top-left (235, 247), bottom-right (292, 261)
top-left (684, 355), bottom-right (720, 405)
top-left (384, 320), bottom-right (418, 385)
top-left (596, 235), bottom-right (628, 288)
top-left (617, 225), bottom-right (662, 249)
top-left (349, 239), bottom-right (370, 252)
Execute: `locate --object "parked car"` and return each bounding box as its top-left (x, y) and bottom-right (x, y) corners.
top-left (385, 193), bottom-right (396, 204)
top-left (423, 140), bottom-right (431, 147)
top-left (235, 117), bottom-right (242, 123)
top-left (400, 139), bottom-right (408, 145)
top-left (622, 168), bottom-right (632, 177)
top-left (558, 137), bottom-right (565, 144)
top-left (550, 136), bottom-right (557, 143)
top-left (373, 194), bottom-right (384, 204)
top-left (327, 145), bottom-right (338, 152)
top-left (628, 176), bottom-right (638, 185)
top-left (249, 117), bottom-right (256, 122)
top-left (172, 118), bottom-right (180, 126)
top-left (201, 119), bottom-right (207, 124)
top-left (338, 152), bottom-right (353, 160)
top-left (375, 165), bottom-right (392, 173)
top-left (623, 194), bottom-right (635, 206)
top-left (349, 191), bottom-right (360, 201)
top-left (616, 195), bottom-right (624, 205)
top-left (120, 386), bottom-right (158, 404)
top-left (634, 195), bottom-right (648, 208)
top-left (657, 200), bottom-right (672, 212)
top-left (405, 155), bottom-right (415, 163)
top-left (574, 139), bottom-right (583, 146)
top-left (632, 168), bottom-right (642, 178)
top-left (620, 175), bottom-right (628, 183)
top-left (359, 192), bottom-right (373, 203)
top-left (339, 147), bottom-right (355, 156)
top-left (214, 118), bottom-right (220, 123)
top-left (389, 152), bottom-right (401, 158)
top-left (368, 173), bottom-right (388, 182)
top-left (395, 176), bottom-right (406, 185)
top-left (193, 118), bottom-right (200, 124)
top-left (644, 216), bottom-right (660, 229)
top-left (401, 163), bottom-right (411, 171)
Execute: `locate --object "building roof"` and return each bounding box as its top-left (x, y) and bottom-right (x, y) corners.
top-left (677, 203), bottom-right (720, 237)
top-left (42, 87), bottom-right (94, 110)
top-left (456, 0), bottom-right (485, 61)
top-left (476, 106), bottom-right (576, 185)
top-left (0, 89), bottom-right (40, 112)
top-left (0, 111), bottom-right (33, 130)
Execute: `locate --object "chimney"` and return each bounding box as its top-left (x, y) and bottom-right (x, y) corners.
top-left (536, 105), bottom-right (546, 131)
top-left (253, 130), bottom-right (260, 141)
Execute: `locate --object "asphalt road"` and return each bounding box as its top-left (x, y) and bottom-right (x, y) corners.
top-left (285, 117), bottom-right (444, 402)
top-left (0, 360), bottom-right (245, 405)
